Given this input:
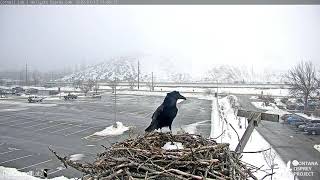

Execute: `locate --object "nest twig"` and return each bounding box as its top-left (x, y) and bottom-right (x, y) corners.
top-left (49, 132), bottom-right (257, 179)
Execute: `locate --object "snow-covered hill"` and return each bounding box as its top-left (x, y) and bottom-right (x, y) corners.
top-left (203, 65), bottom-right (285, 83)
top-left (61, 55), bottom-right (187, 82)
top-left (62, 56), bottom-right (137, 81)
top-left (61, 56), bottom-right (284, 83)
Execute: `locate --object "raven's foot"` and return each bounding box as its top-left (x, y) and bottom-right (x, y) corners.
top-left (169, 132), bottom-right (174, 145)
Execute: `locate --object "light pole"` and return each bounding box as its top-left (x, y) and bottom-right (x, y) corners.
top-left (137, 60), bottom-right (140, 90)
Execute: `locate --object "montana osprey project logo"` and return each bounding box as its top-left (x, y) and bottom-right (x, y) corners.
top-left (286, 160), bottom-right (318, 177)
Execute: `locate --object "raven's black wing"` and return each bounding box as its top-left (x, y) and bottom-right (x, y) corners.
top-left (145, 104), bottom-right (164, 132)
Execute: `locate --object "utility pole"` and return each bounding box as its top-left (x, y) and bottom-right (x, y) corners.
top-left (151, 72), bottom-right (154, 91)
top-left (216, 80), bottom-right (219, 104)
top-left (25, 63), bottom-right (28, 86)
top-left (137, 60), bottom-right (140, 90)
top-left (114, 77), bottom-right (117, 123)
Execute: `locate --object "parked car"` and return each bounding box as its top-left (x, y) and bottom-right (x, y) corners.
top-left (12, 87), bottom-right (24, 94)
top-left (306, 100), bottom-right (319, 111)
top-left (25, 88), bottom-right (38, 94)
top-left (28, 96), bottom-right (44, 103)
top-left (286, 104), bottom-right (296, 110)
top-left (298, 120), bottom-right (320, 131)
top-left (281, 114), bottom-right (292, 121)
top-left (295, 103), bottom-right (305, 111)
top-left (49, 90), bottom-right (59, 95)
top-left (64, 93), bottom-right (77, 100)
top-left (91, 93), bottom-right (102, 98)
top-left (293, 119), bottom-right (308, 127)
top-left (305, 123), bottom-right (320, 135)
top-left (287, 115), bottom-right (306, 125)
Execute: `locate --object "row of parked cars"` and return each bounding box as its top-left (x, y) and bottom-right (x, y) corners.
top-left (283, 114), bottom-right (320, 135)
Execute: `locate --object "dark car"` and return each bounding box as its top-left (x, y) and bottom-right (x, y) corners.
top-left (298, 120), bottom-right (320, 131)
top-left (305, 123), bottom-right (320, 135)
top-left (286, 104), bottom-right (296, 110)
top-left (287, 115), bottom-right (306, 125)
top-left (295, 103), bottom-right (305, 111)
top-left (64, 93), bottom-right (77, 100)
top-left (293, 119), bottom-right (308, 127)
top-left (49, 90), bottom-right (59, 95)
top-left (12, 87), bottom-right (24, 94)
top-left (26, 88), bottom-right (38, 95)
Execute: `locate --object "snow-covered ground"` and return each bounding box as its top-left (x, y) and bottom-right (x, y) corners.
top-left (211, 96), bottom-right (294, 179)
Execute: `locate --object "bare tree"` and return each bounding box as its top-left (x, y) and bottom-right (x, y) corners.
top-left (262, 149), bottom-right (277, 180)
top-left (87, 79), bottom-right (95, 91)
top-left (93, 79), bottom-right (99, 93)
top-left (80, 85), bottom-right (90, 96)
top-left (80, 80), bottom-right (95, 96)
top-left (73, 80), bottom-right (82, 89)
top-left (286, 61), bottom-right (319, 110)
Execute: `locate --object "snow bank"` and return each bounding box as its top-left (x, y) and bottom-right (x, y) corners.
top-left (252, 101), bottom-right (279, 110)
top-left (211, 96), bottom-right (294, 180)
top-left (92, 122), bottom-right (130, 136)
top-left (296, 113), bottom-right (320, 120)
top-left (265, 109), bottom-right (291, 117)
top-left (0, 166), bottom-right (72, 180)
top-left (162, 142), bottom-right (184, 150)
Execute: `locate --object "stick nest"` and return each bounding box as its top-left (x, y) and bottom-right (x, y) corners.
top-left (49, 132), bottom-right (256, 180)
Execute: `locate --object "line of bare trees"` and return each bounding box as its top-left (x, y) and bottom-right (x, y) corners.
top-left (285, 61), bottom-right (320, 111)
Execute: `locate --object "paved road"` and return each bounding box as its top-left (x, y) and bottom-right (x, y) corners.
top-left (236, 95), bottom-right (320, 180)
top-left (0, 93), bottom-right (211, 179)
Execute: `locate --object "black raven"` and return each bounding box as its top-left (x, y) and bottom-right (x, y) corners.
top-left (145, 91), bottom-right (186, 132)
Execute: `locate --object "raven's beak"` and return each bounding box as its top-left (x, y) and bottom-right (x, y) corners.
top-left (179, 95), bottom-right (186, 100)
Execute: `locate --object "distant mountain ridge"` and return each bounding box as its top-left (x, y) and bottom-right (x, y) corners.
top-left (61, 56), bottom-right (284, 83)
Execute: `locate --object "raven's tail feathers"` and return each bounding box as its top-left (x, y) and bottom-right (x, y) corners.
top-left (145, 124), bottom-right (155, 132)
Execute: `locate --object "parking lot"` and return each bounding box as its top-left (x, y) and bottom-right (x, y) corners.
top-left (0, 93), bottom-right (211, 178)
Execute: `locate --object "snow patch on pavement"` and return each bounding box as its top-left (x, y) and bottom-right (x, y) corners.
top-left (0, 166), bottom-right (72, 180)
top-left (162, 142), bottom-right (184, 150)
top-left (0, 108), bottom-right (28, 112)
top-left (314, 144), bottom-right (320, 153)
top-left (69, 154), bottom-right (85, 161)
top-left (180, 120), bottom-right (210, 134)
top-left (92, 122), bottom-right (130, 136)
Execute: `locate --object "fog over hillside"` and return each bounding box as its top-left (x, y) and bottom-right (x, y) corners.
top-left (61, 55), bottom-right (285, 83)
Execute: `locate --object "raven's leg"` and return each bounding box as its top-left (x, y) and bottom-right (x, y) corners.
top-left (169, 126), bottom-right (174, 145)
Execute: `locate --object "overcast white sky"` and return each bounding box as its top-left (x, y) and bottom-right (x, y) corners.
top-left (0, 5), bottom-right (319, 75)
